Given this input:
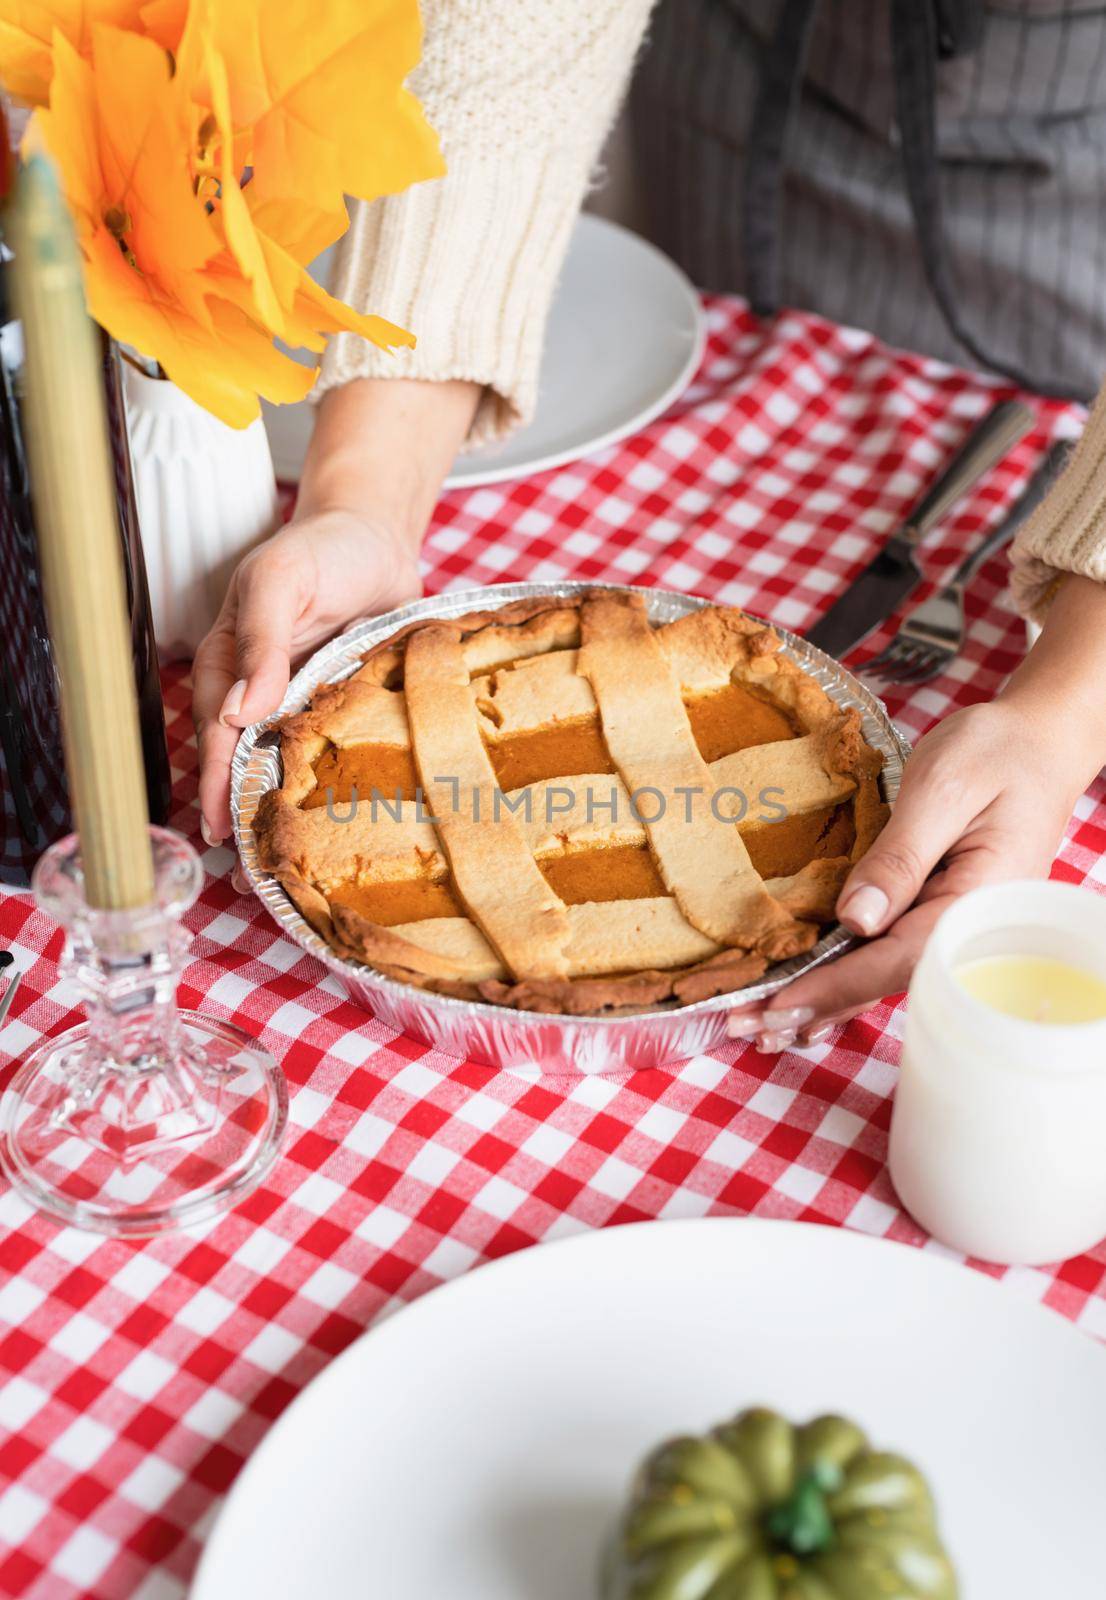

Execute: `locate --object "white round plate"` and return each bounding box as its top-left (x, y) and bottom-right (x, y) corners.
top-left (261, 215), bottom-right (705, 491)
top-left (193, 1218), bottom-right (1106, 1598)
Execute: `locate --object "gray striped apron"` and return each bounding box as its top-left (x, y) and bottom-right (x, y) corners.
top-left (631, 0), bottom-right (1106, 402)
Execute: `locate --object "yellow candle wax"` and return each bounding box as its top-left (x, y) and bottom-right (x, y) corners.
top-left (955, 954), bottom-right (1106, 1025)
top-left (10, 153), bottom-right (154, 910)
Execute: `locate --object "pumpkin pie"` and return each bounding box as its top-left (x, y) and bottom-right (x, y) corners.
top-left (253, 592), bottom-right (889, 1014)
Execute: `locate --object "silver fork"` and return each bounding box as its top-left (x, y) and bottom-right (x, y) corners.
top-left (865, 439), bottom-right (1071, 686)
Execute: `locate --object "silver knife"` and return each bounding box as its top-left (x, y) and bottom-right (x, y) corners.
top-left (806, 399), bottom-right (1034, 659)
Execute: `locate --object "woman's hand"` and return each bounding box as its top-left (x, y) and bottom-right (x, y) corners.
top-left (192, 375), bottom-right (481, 846)
top-left (193, 510), bottom-right (420, 845)
top-left (728, 701), bottom-right (1079, 1048)
top-left (729, 574), bottom-right (1106, 1052)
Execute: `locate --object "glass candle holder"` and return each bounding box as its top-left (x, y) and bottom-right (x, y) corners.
top-left (0, 827), bottom-right (287, 1235)
top-left (889, 879), bottom-right (1106, 1266)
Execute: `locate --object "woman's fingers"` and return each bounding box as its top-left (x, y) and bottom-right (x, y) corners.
top-left (752, 1006), bottom-right (863, 1054)
top-left (222, 547), bottom-right (304, 729)
top-left (193, 613), bottom-right (240, 843)
top-left (725, 700), bottom-right (1072, 1050)
top-left (725, 781), bottom-right (976, 1042)
top-left (728, 897), bottom-right (950, 1044)
top-left (835, 752), bottom-right (981, 936)
top-left (729, 835), bottom-right (1018, 1041)
top-left (798, 1007), bottom-right (864, 1046)
top-left (196, 719), bottom-right (239, 847)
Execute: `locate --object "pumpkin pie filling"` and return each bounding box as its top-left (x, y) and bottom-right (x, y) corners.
top-left (744, 801), bottom-right (854, 877)
top-left (487, 719), bottom-right (614, 790)
top-left (304, 742), bottom-right (417, 807)
top-left (540, 842), bottom-right (667, 904)
top-left (684, 680), bottom-right (796, 760)
top-left (330, 876), bottom-right (464, 926)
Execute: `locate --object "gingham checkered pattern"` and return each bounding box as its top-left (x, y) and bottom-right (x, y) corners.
top-left (2, 296), bottom-right (1105, 1600)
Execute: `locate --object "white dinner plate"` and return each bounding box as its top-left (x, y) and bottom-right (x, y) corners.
top-left (261, 214), bottom-right (705, 490)
top-left (193, 1217), bottom-right (1106, 1598)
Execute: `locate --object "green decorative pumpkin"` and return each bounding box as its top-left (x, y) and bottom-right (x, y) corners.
top-left (601, 1408), bottom-right (958, 1600)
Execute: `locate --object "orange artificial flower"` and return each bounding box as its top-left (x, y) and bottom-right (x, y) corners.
top-left (0, 1), bottom-right (142, 105)
top-left (0, 0), bottom-right (443, 425)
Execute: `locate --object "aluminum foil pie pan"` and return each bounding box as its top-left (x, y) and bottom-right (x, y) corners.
top-left (231, 583), bottom-right (910, 1075)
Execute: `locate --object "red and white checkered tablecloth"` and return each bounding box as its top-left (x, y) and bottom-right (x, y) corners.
top-left (1, 296), bottom-right (1103, 1600)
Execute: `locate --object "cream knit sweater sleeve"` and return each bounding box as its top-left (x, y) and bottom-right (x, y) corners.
top-left (314, 0), bottom-right (654, 447)
top-left (1010, 383), bottom-right (1106, 618)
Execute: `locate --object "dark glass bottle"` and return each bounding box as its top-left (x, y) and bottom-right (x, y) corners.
top-left (0, 170), bottom-right (172, 887)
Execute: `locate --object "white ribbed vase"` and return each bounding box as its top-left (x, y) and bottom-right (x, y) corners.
top-left (123, 364), bottom-right (280, 660)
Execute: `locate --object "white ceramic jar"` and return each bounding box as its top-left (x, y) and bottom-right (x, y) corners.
top-left (889, 879), bottom-right (1106, 1266)
top-left (123, 362), bottom-right (280, 660)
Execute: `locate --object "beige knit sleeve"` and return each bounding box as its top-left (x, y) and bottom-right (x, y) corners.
top-left (313, 0), bottom-right (655, 448)
top-left (1010, 386), bottom-right (1106, 620)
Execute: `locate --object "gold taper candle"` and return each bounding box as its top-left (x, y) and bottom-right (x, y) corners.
top-left (9, 154), bottom-right (154, 908)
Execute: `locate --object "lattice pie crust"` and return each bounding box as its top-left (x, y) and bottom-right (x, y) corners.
top-left (254, 594), bottom-right (889, 1014)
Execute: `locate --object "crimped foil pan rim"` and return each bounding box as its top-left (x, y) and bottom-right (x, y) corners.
top-left (231, 581), bottom-right (910, 1039)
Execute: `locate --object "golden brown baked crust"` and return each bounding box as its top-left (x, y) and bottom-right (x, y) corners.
top-left (253, 592), bottom-right (890, 1015)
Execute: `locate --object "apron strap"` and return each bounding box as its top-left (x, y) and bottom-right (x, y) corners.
top-left (933, 0), bottom-right (984, 59)
top-left (890, 0), bottom-right (1081, 400)
top-left (741, 0), bottom-right (821, 318)
top-left (743, 0), bottom-right (1082, 400)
